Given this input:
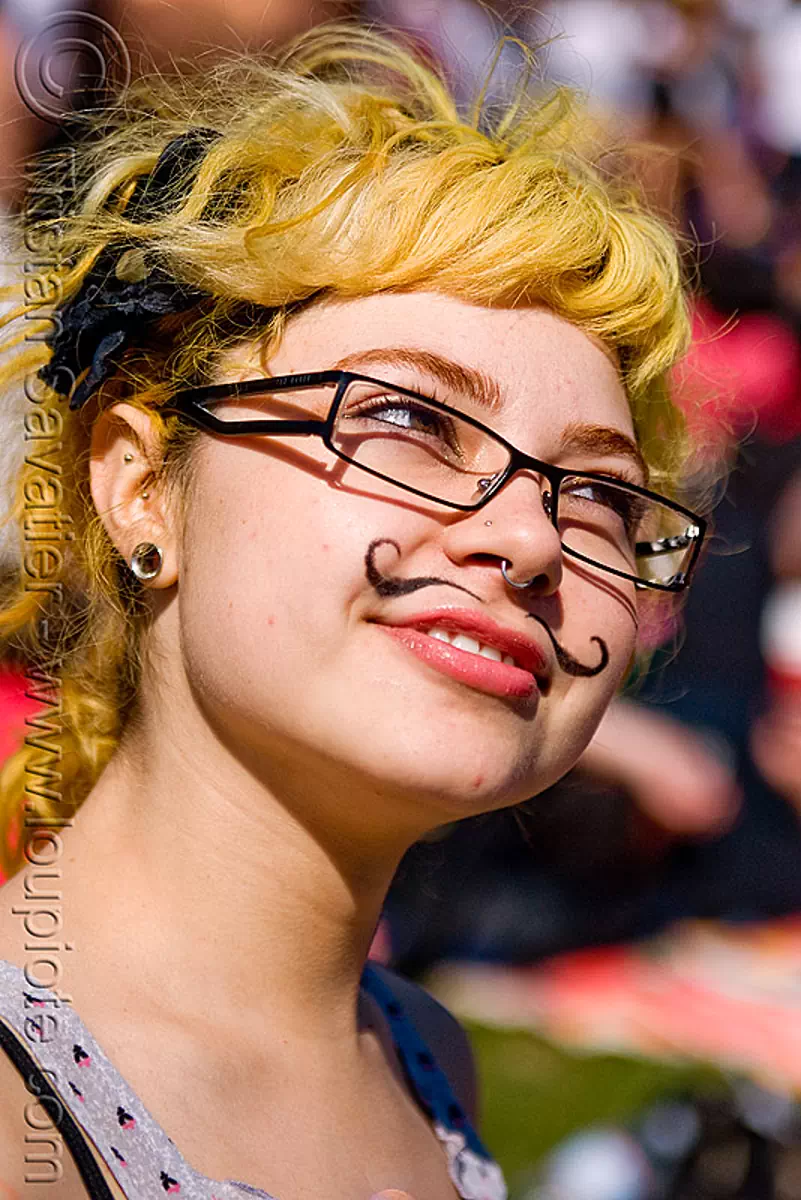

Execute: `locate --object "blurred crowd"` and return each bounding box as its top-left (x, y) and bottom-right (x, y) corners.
top-left (2, 1), bottom-right (801, 1196)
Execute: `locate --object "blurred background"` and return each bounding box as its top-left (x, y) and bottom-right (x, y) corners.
top-left (3, 1), bottom-right (801, 1196)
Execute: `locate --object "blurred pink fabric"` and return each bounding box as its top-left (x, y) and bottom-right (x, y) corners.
top-left (674, 297), bottom-right (801, 450)
top-left (0, 664), bottom-right (46, 882)
top-left (0, 665), bottom-right (42, 761)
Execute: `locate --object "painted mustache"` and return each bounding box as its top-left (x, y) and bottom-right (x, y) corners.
top-left (365, 538), bottom-right (610, 678)
top-left (528, 615), bottom-right (609, 677)
top-left (365, 538), bottom-right (483, 601)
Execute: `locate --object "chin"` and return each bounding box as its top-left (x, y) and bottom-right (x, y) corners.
top-left (380, 753), bottom-right (560, 821)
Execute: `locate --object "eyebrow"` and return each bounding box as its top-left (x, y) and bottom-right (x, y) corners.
top-left (558, 422), bottom-right (649, 485)
top-left (331, 347), bottom-right (504, 413)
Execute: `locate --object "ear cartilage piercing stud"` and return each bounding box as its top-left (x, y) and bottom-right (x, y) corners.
top-left (130, 542), bottom-right (163, 582)
top-left (123, 453), bottom-right (133, 463)
top-left (500, 559), bottom-right (537, 590)
top-left (141, 491), bottom-right (150, 500)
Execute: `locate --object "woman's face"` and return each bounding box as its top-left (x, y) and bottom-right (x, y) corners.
top-left (175, 292), bottom-right (641, 827)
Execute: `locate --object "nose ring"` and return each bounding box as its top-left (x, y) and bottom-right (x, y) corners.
top-left (500, 560), bottom-right (537, 590)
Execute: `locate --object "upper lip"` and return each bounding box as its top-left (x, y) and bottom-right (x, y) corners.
top-left (374, 608), bottom-right (551, 682)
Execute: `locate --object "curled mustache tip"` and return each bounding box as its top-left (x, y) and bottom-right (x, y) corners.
top-left (365, 537), bottom-right (482, 600)
top-left (529, 615), bottom-right (610, 677)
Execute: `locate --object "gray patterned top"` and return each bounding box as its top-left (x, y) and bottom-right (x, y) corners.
top-left (0, 959), bottom-right (507, 1200)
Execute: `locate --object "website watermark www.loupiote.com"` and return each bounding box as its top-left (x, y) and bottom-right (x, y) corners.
top-left (10, 9), bottom-right (130, 1187)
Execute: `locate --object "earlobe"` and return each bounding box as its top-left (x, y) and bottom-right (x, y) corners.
top-left (89, 402), bottom-right (178, 588)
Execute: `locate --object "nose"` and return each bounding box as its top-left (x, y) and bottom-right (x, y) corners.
top-left (443, 472), bottom-right (564, 596)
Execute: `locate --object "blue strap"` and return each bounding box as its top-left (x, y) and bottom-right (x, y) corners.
top-left (360, 962), bottom-right (492, 1161)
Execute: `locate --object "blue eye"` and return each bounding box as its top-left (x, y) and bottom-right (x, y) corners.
top-left (367, 401), bottom-right (445, 434)
top-left (344, 397), bottom-right (465, 457)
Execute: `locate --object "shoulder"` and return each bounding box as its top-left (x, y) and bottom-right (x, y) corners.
top-left (368, 963), bottom-right (479, 1129)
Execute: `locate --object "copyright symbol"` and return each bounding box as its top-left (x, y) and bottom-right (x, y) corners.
top-left (14, 10), bottom-right (131, 123)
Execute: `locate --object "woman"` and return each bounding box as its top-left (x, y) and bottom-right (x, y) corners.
top-left (0, 24), bottom-right (704, 1200)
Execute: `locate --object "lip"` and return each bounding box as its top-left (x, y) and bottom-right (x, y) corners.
top-left (371, 608), bottom-right (550, 700)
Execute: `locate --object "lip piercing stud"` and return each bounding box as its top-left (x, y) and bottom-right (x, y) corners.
top-left (501, 559), bottom-right (537, 590)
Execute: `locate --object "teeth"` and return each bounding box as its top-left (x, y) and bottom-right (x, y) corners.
top-left (451, 633), bottom-right (481, 655)
top-left (424, 627), bottom-right (519, 670)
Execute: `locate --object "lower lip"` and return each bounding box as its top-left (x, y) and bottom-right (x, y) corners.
top-left (376, 625), bottom-right (538, 700)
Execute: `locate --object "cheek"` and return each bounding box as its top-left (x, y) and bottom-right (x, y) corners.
top-left (176, 461), bottom-right (301, 694)
top-left (634, 590), bottom-right (683, 656)
top-left (607, 606), bottom-right (639, 693)
top-left (176, 451), bottom-right (392, 688)
top-left (547, 594), bottom-right (636, 775)
top-left (566, 578), bottom-right (639, 697)
top-left (572, 566), bottom-right (638, 636)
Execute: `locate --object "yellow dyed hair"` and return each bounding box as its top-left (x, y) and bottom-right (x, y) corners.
top-left (0, 24), bottom-right (692, 877)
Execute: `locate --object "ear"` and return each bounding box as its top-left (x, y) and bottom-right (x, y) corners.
top-left (89, 402), bottom-right (179, 588)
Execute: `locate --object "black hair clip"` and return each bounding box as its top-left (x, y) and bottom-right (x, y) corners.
top-left (38, 127), bottom-right (222, 411)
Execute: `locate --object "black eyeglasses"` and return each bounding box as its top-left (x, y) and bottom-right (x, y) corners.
top-left (162, 369), bottom-right (707, 593)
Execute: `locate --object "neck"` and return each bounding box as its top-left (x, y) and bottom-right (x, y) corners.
top-left (6, 704), bottom-right (423, 1045)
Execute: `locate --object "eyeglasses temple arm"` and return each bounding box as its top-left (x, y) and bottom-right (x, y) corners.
top-left (161, 406), bottom-right (327, 437)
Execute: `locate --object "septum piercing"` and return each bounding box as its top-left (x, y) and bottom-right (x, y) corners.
top-left (501, 559), bottom-right (537, 590)
top-left (485, 522), bottom-right (538, 587)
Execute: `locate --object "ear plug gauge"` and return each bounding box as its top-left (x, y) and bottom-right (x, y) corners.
top-left (130, 542), bottom-right (163, 582)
